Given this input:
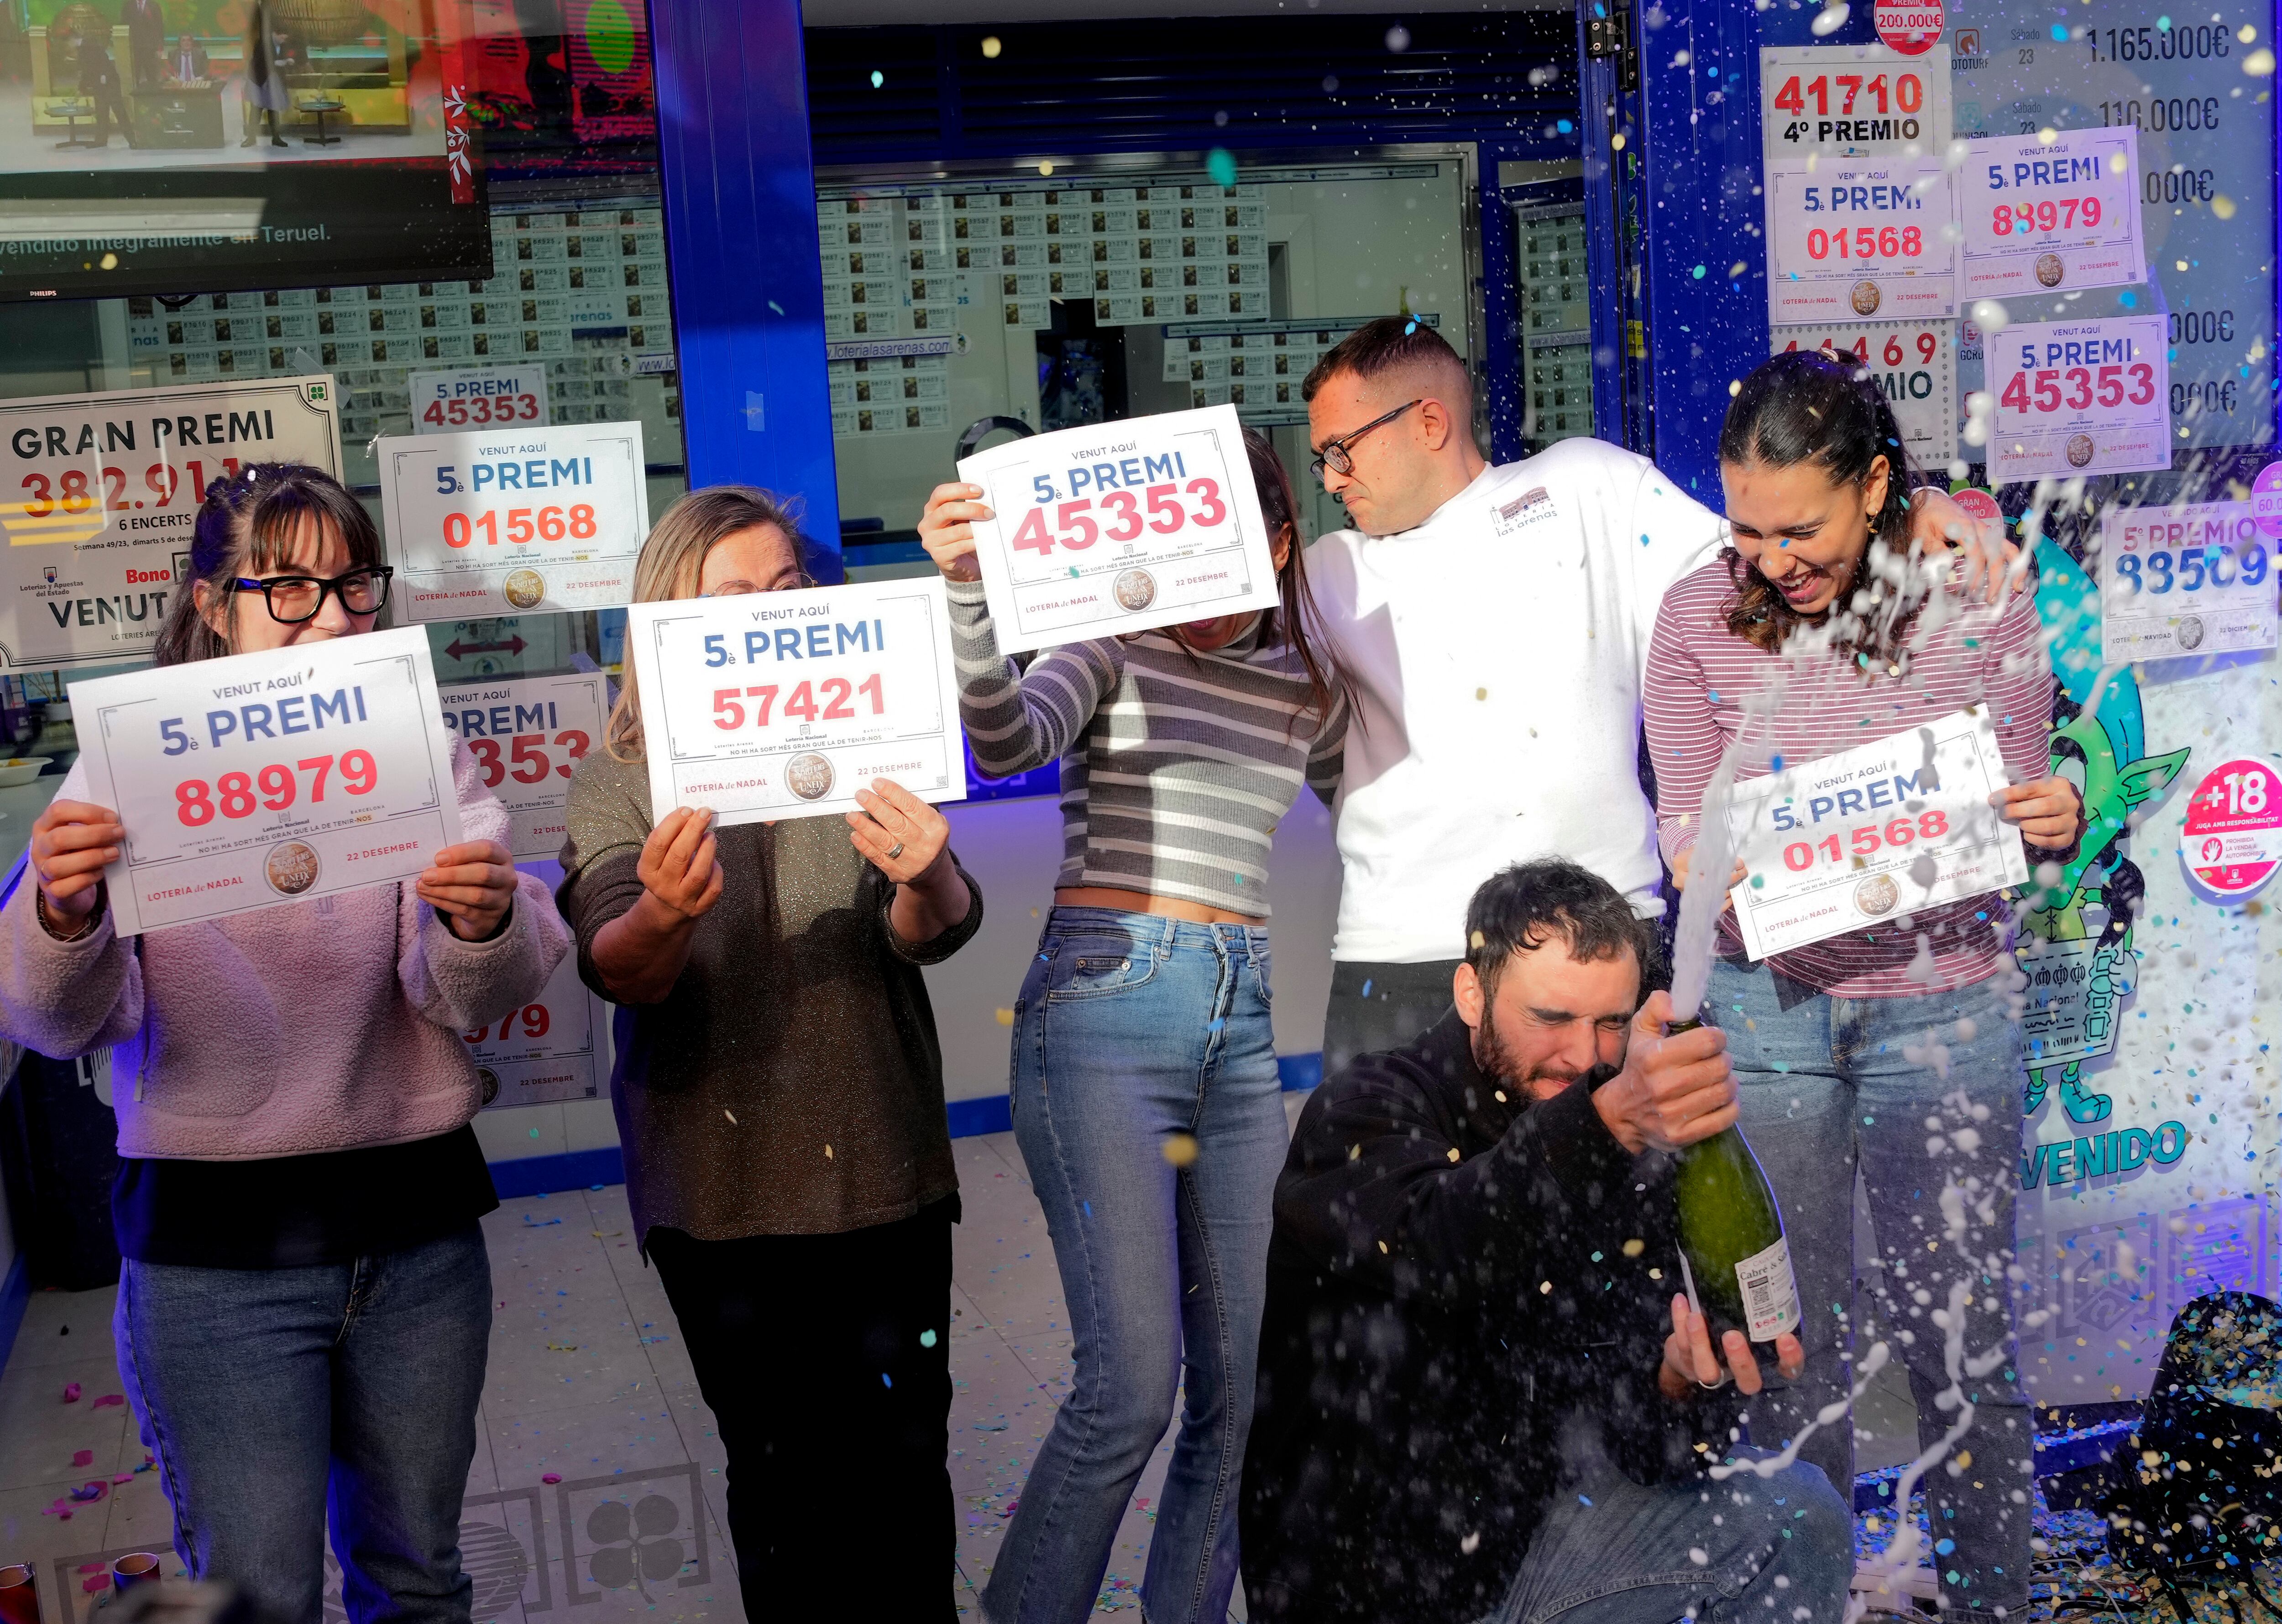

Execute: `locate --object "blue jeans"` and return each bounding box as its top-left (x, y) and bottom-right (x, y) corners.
top-left (982, 909), bottom-right (1286, 1624)
top-left (1709, 961), bottom-right (2031, 1621)
top-left (115, 1225), bottom-right (493, 1624)
top-left (1484, 1452), bottom-right (1853, 1624)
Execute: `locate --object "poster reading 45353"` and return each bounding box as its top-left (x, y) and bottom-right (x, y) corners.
top-left (0, 377), bottom-right (343, 670)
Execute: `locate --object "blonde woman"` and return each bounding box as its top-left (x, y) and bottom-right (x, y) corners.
top-left (555, 485), bottom-right (983, 1619)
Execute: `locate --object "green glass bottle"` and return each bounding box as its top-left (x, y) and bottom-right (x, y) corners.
top-left (1667, 1017), bottom-right (1800, 1344)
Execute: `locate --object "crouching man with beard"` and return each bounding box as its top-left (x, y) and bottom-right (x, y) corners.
top-left (1240, 859), bottom-right (1852, 1623)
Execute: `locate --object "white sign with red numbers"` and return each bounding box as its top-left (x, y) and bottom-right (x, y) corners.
top-left (408, 365), bottom-right (550, 432)
top-left (2180, 758), bottom-right (2282, 899)
top-left (1759, 44), bottom-right (1952, 159)
top-left (1764, 158), bottom-right (1960, 324)
top-left (1725, 706), bottom-right (2029, 961)
top-left (2097, 501), bottom-right (2277, 665)
top-left (955, 403), bottom-right (1278, 655)
top-left (378, 421), bottom-right (649, 622)
top-left (2253, 460), bottom-right (2282, 540)
top-left (1984, 316), bottom-right (2170, 480)
top-left (0, 374), bottom-right (343, 671)
top-left (437, 671), bottom-right (607, 861)
top-left (1958, 128), bottom-right (2144, 301)
top-left (67, 627), bottom-right (461, 936)
top-left (1875, 0), bottom-right (1943, 54)
top-left (627, 576), bottom-right (965, 828)
top-left (1771, 320), bottom-right (1957, 463)
top-left (468, 916), bottom-right (610, 1109)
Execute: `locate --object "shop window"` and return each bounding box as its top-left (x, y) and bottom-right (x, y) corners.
top-left (817, 150), bottom-right (1479, 558)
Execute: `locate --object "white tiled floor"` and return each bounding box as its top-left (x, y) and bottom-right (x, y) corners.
top-left (0, 1114), bottom-right (1925, 1622)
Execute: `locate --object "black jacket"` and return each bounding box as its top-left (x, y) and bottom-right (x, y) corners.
top-left (1240, 1011), bottom-right (1737, 1621)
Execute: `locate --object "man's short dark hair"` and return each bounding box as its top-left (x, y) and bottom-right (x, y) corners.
top-left (1463, 859), bottom-right (1664, 998)
top-left (1300, 314), bottom-right (1473, 410)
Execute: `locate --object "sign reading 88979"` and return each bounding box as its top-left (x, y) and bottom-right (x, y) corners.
top-left (1946, 0), bottom-right (2271, 450)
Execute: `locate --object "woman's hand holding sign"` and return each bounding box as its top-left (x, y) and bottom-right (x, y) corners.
top-left (589, 806), bottom-right (722, 1005)
top-left (29, 799), bottom-right (123, 937)
top-left (916, 483), bottom-right (991, 583)
top-left (848, 778), bottom-right (971, 946)
top-left (418, 840), bottom-right (519, 941)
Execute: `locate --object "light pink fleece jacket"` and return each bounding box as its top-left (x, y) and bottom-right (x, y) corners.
top-left (0, 737), bottom-right (570, 1161)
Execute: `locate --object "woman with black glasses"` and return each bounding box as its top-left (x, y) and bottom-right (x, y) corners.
top-left (0, 462), bottom-right (569, 1624)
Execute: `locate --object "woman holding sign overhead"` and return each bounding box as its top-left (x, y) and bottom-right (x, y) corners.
top-left (554, 484), bottom-right (983, 1620)
top-left (916, 429), bottom-right (1348, 1624)
top-left (0, 462), bottom-right (569, 1624)
top-left (1642, 350), bottom-right (2082, 1624)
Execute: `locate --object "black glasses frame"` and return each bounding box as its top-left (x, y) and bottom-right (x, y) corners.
top-left (230, 567), bottom-right (394, 625)
top-left (1309, 398), bottom-right (1424, 480)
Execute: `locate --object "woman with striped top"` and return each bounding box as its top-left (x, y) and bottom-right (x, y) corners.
top-left (1643, 351), bottom-right (2082, 1624)
top-left (917, 430), bottom-right (1347, 1624)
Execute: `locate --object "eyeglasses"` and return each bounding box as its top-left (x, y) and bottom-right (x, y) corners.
top-left (701, 571), bottom-right (816, 598)
top-left (1309, 398), bottom-right (1423, 480)
top-left (230, 567), bottom-right (393, 624)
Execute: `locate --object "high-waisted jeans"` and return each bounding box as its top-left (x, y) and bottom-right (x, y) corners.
top-left (981, 908), bottom-right (1287, 1624)
top-left (1710, 959), bottom-right (2031, 1623)
top-left (115, 1226), bottom-right (492, 1624)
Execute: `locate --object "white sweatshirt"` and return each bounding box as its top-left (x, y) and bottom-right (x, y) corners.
top-left (1308, 439), bottom-right (1726, 962)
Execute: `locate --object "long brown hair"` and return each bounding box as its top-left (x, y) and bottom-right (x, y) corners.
top-left (1716, 350), bottom-right (1921, 666)
top-left (606, 485), bottom-right (805, 762)
top-left (153, 461), bottom-right (385, 666)
top-left (1237, 428), bottom-right (1350, 733)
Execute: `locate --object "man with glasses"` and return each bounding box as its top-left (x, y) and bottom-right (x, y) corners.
top-left (1302, 317), bottom-right (2002, 1076)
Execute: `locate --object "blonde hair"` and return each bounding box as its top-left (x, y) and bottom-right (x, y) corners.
top-left (607, 486), bottom-right (805, 762)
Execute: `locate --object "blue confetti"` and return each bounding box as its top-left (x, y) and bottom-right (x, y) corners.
top-left (2049, 22), bottom-right (2067, 39)
top-left (882, 1373), bottom-right (894, 1387)
top-left (1691, 264), bottom-right (1706, 280)
top-left (921, 1328), bottom-right (938, 1347)
top-left (1361, 979), bottom-right (1374, 998)
top-left (1556, 118), bottom-right (1574, 134)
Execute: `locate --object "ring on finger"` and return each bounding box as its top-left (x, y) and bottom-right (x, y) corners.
top-left (886, 841), bottom-right (905, 861)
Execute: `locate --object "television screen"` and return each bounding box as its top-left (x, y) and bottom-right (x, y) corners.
top-left (0, 0), bottom-right (490, 302)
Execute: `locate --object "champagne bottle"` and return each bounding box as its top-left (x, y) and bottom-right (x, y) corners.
top-left (1667, 1017), bottom-right (1801, 1345)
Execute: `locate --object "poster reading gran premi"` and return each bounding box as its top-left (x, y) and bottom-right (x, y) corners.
top-left (0, 376), bottom-right (344, 671)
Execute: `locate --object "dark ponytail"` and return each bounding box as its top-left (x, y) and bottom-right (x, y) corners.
top-left (153, 462), bottom-right (385, 666)
top-left (1242, 427), bottom-right (1350, 735)
top-left (1716, 349), bottom-right (1917, 660)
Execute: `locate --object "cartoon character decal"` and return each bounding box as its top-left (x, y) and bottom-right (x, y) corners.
top-left (2017, 536), bottom-right (2192, 1126)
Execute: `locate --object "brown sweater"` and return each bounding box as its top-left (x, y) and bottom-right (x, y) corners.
top-left (555, 752), bottom-right (981, 1245)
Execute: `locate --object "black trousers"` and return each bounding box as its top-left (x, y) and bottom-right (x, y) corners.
top-left (1320, 958), bottom-right (1462, 1083)
top-left (648, 1196), bottom-right (959, 1621)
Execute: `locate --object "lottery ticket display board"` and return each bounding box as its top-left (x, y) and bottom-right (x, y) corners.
top-left (2097, 501), bottom-right (2277, 665)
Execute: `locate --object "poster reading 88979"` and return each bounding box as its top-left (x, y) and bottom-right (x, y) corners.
top-left (1945, 0), bottom-right (2272, 450)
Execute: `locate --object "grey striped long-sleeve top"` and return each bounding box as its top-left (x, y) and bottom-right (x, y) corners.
top-left (946, 578), bottom-right (1345, 916)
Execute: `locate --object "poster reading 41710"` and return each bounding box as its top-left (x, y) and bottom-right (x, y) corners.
top-left (0, 376), bottom-right (343, 670)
